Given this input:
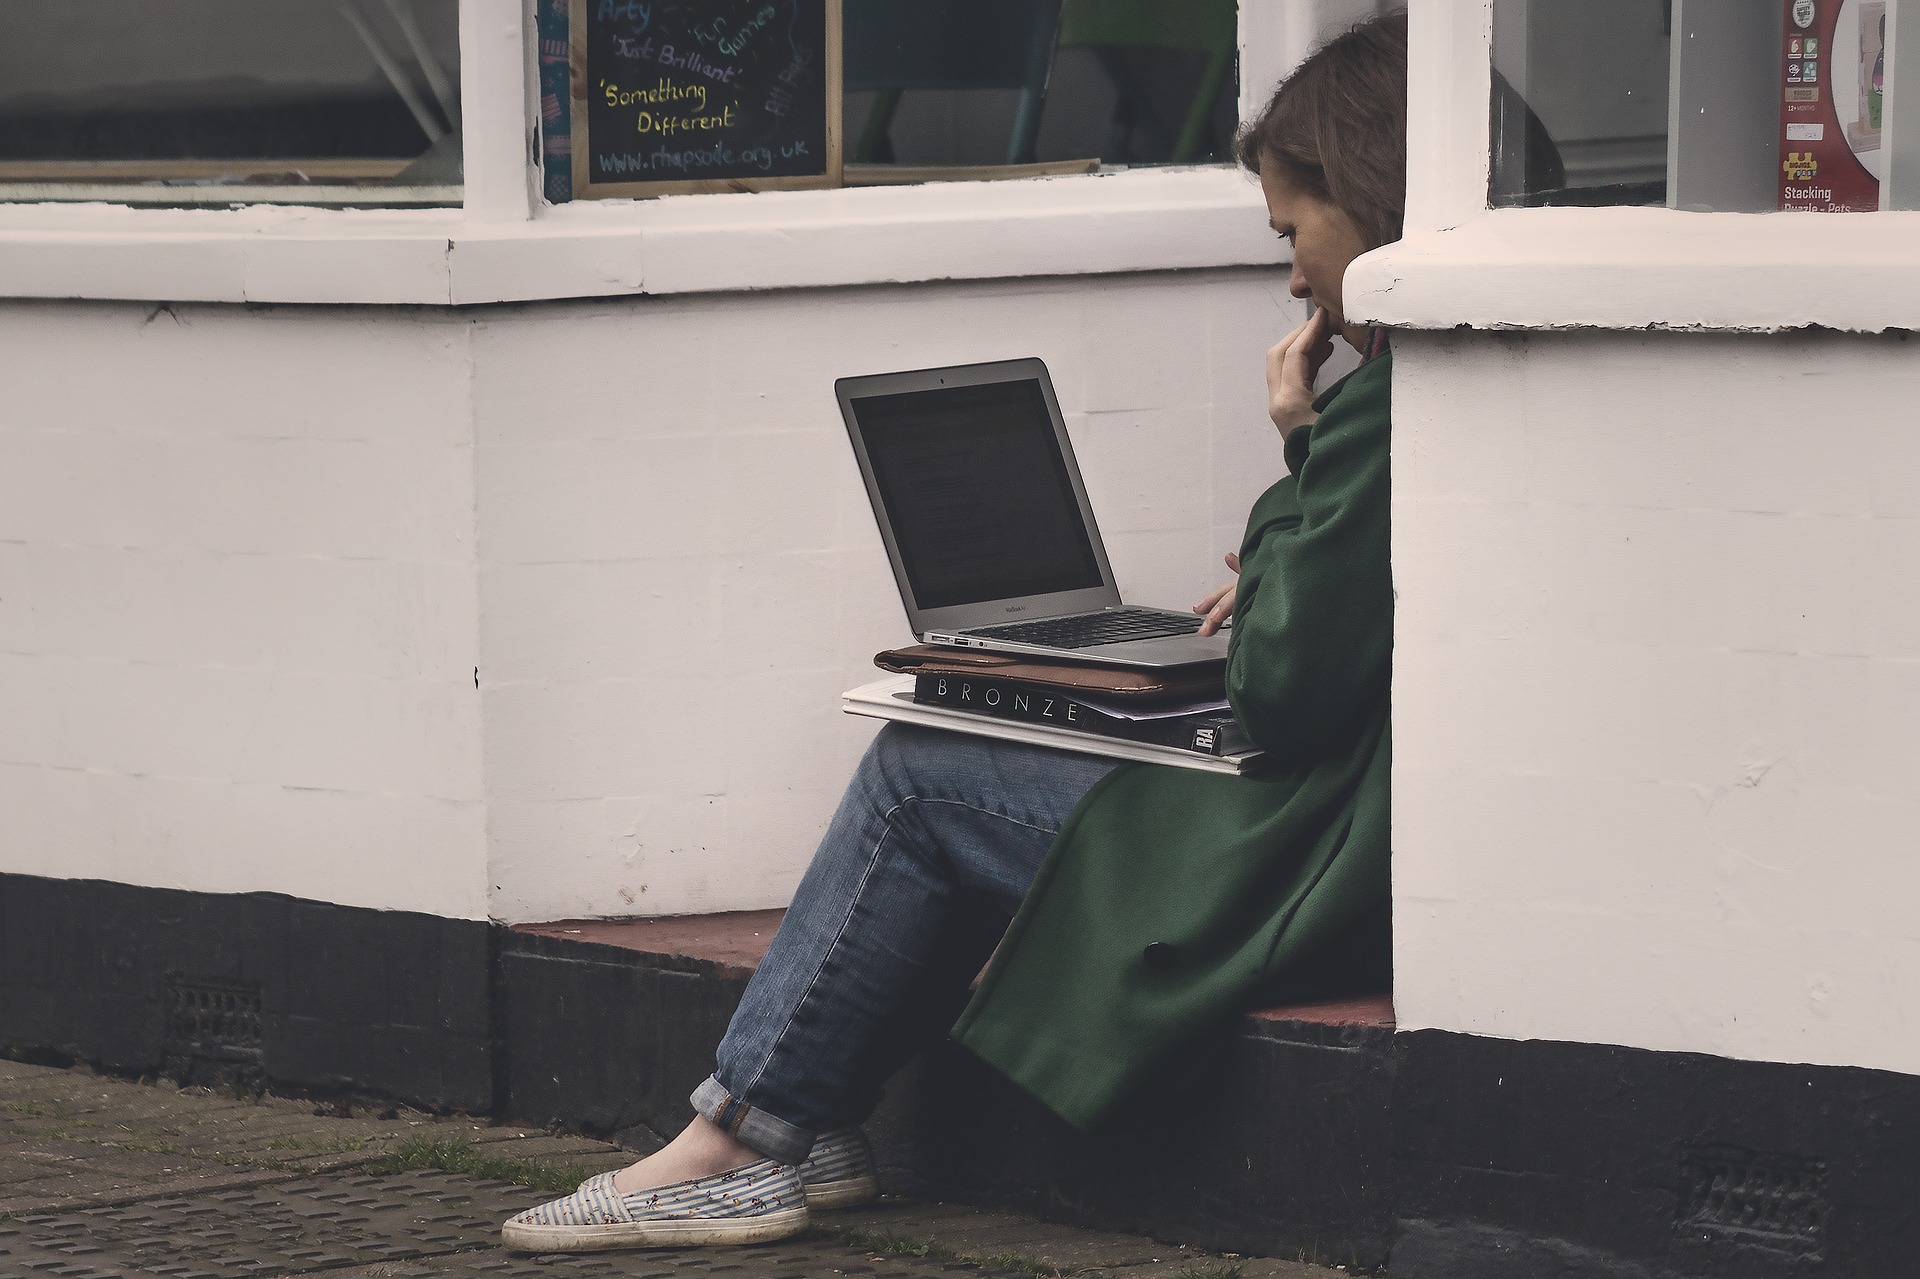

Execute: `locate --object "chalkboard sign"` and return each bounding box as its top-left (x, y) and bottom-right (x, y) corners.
top-left (571, 0), bottom-right (843, 198)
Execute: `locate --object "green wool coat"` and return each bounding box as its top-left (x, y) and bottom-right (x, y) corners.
top-left (951, 353), bottom-right (1394, 1131)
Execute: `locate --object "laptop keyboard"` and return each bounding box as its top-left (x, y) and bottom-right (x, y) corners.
top-left (963, 607), bottom-right (1208, 649)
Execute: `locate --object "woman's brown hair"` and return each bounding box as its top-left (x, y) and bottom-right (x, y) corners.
top-left (1235, 12), bottom-right (1408, 252)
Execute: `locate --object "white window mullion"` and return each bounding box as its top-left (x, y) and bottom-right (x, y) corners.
top-left (1404, 0), bottom-right (1493, 234)
top-left (460, 0), bottom-right (538, 222)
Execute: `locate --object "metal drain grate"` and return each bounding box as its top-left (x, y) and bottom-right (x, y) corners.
top-left (164, 976), bottom-right (264, 1071)
top-left (1678, 1145), bottom-right (1827, 1258)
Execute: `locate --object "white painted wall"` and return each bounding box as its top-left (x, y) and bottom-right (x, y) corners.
top-left (474, 269), bottom-right (1308, 922)
top-left (0, 301), bottom-right (489, 920)
top-left (0, 269), bottom-right (1308, 924)
top-left (1, 0), bottom-right (1402, 923)
top-left (1392, 327), bottom-right (1920, 1077)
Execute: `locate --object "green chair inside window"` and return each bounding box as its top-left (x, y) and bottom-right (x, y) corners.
top-left (843, 0), bottom-right (1066, 166)
top-left (1059, 0), bottom-right (1238, 164)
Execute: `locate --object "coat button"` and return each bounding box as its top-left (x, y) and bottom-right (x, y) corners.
top-left (1143, 942), bottom-right (1178, 970)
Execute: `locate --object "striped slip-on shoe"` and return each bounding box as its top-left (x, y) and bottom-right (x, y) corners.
top-left (501, 1160), bottom-right (809, 1252)
top-left (798, 1128), bottom-right (880, 1209)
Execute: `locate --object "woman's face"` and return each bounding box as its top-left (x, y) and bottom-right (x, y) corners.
top-left (1259, 166), bottom-right (1373, 349)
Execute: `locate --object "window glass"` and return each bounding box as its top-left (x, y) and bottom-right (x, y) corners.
top-left (0, 0), bottom-right (462, 206)
top-left (537, 0), bottom-right (1239, 203)
top-left (1490, 0), bottom-right (1671, 208)
top-left (1492, 0), bottom-right (1908, 213)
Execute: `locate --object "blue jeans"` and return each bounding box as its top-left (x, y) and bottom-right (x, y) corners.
top-left (689, 723), bottom-right (1117, 1164)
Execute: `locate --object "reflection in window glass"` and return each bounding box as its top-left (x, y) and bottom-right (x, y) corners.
top-left (1494, 0), bottom-right (1908, 213)
top-left (536, 0), bottom-right (1238, 202)
top-left (842, 0), bottom-right (1239, 179)
top-left (0, 0), bottom-right (461, 206)
top-left (1490, 0), bottom-right (1671, 208)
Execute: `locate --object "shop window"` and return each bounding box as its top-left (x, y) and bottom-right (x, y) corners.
top-left (536, 0), bottom-right (1240, 203)
top-left (0, 0), bottom-right (461, 206)
top-left (1491, 0), bottom-right (1915, 213)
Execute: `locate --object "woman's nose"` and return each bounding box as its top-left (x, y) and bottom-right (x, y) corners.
top-left (1288, 262), bottom-right (1312, 301)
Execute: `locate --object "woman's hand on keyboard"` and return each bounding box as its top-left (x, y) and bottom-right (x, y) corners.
top-left (1193, 552), bottom-right (1241, 637)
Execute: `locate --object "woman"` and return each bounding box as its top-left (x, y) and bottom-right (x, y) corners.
top-left (505, 12), bottom-right (1406, 1252)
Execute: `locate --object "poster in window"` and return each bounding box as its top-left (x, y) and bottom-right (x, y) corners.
top-left (571, 0), bottom-right (843, 198)
top-left (1779, 0), bottom-right (1883, 210)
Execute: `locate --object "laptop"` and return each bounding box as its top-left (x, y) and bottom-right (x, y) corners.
top-left (835, 358), bottom-right (1229, 669)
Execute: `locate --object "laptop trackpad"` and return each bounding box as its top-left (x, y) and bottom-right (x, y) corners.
top-left (1079, 631), bottom-right (1231, 668)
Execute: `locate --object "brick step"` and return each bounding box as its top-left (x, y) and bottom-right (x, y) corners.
top-left (512, 909), bottom-right (1396, 1029)
top-left (500, 910), bottom-right (1395, 1266)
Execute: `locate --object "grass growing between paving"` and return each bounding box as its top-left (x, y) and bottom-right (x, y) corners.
top-left (835, 1227), bottom-right (1059, 1276)
top-left (362, 1134), bottom-right (589, 1194)
top-left (95, 1135), bottom-right (359, 1172)
top-left (834, 1227), bottom-right (1245, 1279)
top-left (262, 1135), bottom-right (369, 1155)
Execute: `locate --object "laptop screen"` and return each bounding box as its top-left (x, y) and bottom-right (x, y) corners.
top-left (851, 379), bottom-right (1103, 611)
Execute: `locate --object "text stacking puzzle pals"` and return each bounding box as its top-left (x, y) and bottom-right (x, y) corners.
top-left (572, 0), bottom-right (843, 197)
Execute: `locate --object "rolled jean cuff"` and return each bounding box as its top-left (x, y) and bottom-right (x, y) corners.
top-left (690, 1075), bottom-right (814, 1166)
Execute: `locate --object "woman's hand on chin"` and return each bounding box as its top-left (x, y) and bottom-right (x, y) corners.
top-left (1193, 552), bottom-right (1241, 637)
top-left (1266, 305), bottom-right (1335, 440)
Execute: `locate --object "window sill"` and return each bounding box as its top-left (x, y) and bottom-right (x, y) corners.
top-left (1347, 206), bottom-right (1920, 335)
top-left (0, 183), bottom-right (462, 208)
top-left (0, 166), bottom-right (1281, 307)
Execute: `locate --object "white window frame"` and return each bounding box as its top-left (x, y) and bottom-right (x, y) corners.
top-left (1347, 0), bottom-right (1920, 335)
top-left (0, 0), bottom-right (1388, 307)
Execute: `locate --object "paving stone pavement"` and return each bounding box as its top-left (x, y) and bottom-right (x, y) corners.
top-left (0, 1058), bottom-right (1342, 1279)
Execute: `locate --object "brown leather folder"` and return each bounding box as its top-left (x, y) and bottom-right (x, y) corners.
top-left (874, 644), bottom-right (1226, 705)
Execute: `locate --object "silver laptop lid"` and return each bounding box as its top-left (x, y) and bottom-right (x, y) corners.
top-left (835, 358), bottom-right (1121, 637)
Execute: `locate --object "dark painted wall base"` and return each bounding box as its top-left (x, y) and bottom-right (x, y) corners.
top-left (0, 873), bottom-right (492, 1111)
top-left (866, 1013), bottom-right (1398, 1268)
top-left (1389, 1029), bottom-right (1920, 1279)
top-left (7, 873), bottom-right (1920, 1278)
top-left (493, 925), bottom-right (750, 1149)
